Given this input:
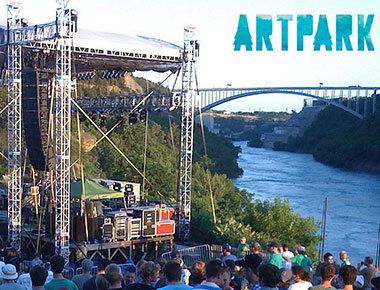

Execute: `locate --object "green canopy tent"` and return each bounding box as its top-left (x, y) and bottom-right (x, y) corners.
top-left (70, 178), bottom-right (123, 200)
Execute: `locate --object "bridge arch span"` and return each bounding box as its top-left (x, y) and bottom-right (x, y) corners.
top-left (197, 90), bottom-right (364, 119)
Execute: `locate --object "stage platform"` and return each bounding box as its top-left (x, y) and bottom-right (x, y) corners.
top-left (22, 230), bottom-right (174, 262)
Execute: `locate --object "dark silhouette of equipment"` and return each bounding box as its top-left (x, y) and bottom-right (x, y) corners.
top-left (22, 68), bottom-right (54, 171)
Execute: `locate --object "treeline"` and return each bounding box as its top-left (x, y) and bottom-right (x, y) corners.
top-left (274, 103), bottom-right (380, 172)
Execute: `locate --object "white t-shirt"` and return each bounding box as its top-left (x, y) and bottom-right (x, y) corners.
top-left (17, 273), bottom-right (32, 290)
top-left (288, 281), bottom-right (313, 290)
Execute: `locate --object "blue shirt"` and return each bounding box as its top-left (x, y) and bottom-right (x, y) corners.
top-left (193, 281), bottom-right (221, 290)
top-left (159, 284), bottom-right (193, 290)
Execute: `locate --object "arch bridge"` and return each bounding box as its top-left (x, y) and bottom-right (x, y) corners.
top-left (190, 86), bottom-right (380, 119)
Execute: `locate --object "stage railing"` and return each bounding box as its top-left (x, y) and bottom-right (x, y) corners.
top-left (162, 244), bottom-right (214, 266)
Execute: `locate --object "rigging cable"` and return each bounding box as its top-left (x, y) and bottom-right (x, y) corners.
top-left (198, 106), bottom-right (217, 225)
top-left (142, 110), bottom-right (149, 198)
top-left (71, 98), bottom-right (167, 201)
top-left (194, 62), bottom-right (216, 224)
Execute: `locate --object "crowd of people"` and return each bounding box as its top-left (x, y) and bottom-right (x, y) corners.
top-left (0, 240), bottom-right (378, 290)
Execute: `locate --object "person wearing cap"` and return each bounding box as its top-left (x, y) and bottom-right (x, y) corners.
top-left (237, 238), bottom-right (250, 259)
top-left (235, 254), bottom-right (263, 290)
top-left (0, 264), bottom-right (27, 290)
top-left (338, 265), bottom-right (357, 290)
top-left (83, 258), bottom-right (110, 290)
top-left (309, 263), bottom-right (335, 290)
top-left (45, 255), bottom-right (78, 290)
top-left (72, 259), bottom-right (93, 290)
top-left (278, 269), bottom-right (292, 290)
top-left (284, 246), bottom-right (312, 273)
top-left (221, 244), bottom-right (237, 263)
top-left (267, 243), bottom-right (282, 269)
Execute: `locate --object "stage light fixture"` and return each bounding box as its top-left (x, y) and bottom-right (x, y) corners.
top-left (129, 113), bottom-right (137, 125)
top-left (139, 110), bottom-right (147, 122)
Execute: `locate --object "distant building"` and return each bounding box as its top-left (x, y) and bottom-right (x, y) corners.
top-left (195, 112), bottom-right (220, 134)
top-left (261, 106), bottom-right (325, 148)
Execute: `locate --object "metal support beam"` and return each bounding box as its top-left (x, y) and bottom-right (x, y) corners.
top-left (178, 27), bottom-right (198, 240)
top-left (7, 3), bottom-right (23, 252)
top-left (54, 0), bottom-right (73, 264)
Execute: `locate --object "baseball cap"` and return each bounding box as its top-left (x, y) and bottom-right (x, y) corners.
top-left (298, 246), bottom-right (306, 253)
top-left (235, 254), bottom-right (262, 270)
top-left (280, 269), bottom-right (292, 283)
top-left (1, 264), bottom-right (18, 280)
top-left (82, 259), bottom-right (94, 272)
top-left (268, 242), bottom-right (279, 248)
top-left (222, 243), bottom-right (232, 252)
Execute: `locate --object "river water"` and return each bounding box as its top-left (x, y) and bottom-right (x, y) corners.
top-left (233, 141), bottom-right (380, 264)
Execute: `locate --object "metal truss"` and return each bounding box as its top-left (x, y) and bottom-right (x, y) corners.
top-left (7, 3), bottom-right (23, 252)
top-left (23, 41), bottom-right (181, 63)
top-left (2, 21), bottom-right (58, 46)
top-left (178, 27), bottom-right (198, 239)
top-left (54, 0), bottom-right (73, 263)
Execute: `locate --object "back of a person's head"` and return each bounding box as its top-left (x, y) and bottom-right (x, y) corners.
top-left (136, 260), bottom-right (147, 275)
top-left (105, 264), bottom-right (122, 285)
top-left (321, 263), bottom-right (336, 281)
top-left (205, 260), bottom-right (225, 279)
top-left (30, 265), bottom-right (48, 287)
top-left (156, 258), bottom-right (167, 273)
top-left (82, 259), bottom-right (94, 273)
top-left (139, 261), bottom-right (160, 281)
top-left (96, 273), bottom-right (110, 290)
top-left (340, 251), bottom-right (348, 261)
top-left (292, 264), bottom-right (310, 281)
top-left (189, 270), bottom-right (204, 287)
top-left (163, 261), bottom-right (182, 282)
top-left (124, 265), bottom-right (136, 274)
top-left (50, 255), bottom-right (65, 274)
top-left (365, 257), bottom-right (373, 265)
top-left (339, 265), bottom-right (357, 285)
top-left (253, 242), bottom-right (262, 252)
top-left (7, 248), bottom-right (17, 257)
top-left (192, 261), bottom-right (206, 273)
top-left (98, 259), bottom-right (111, 272)
top-left (23, 263), bottom-right (31, 273)
top-left (259, 264), bottom-right (281, 287)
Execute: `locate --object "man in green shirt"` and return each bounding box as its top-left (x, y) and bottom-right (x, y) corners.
top-left (45, 255), bottom-right (78, 290)
top-left (292, 246), bottom-right (312, 273)
top-left (268, 242), bottom-right (283, 269)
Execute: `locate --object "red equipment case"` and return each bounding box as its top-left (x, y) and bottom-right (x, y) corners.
top-left (156, 220), bottom-right (175, 236)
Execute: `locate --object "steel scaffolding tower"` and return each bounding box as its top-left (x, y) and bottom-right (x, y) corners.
top-left (7, 3), bottom-right (23, 252)
top-left (178, 27), bottom-right (198, 239)
top-left (54, 0), bottom-right (73, 263)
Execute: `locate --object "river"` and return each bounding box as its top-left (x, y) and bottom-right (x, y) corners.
top-left (233, 141), bottom-right (380, 264)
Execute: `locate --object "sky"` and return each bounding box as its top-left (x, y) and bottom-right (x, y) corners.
top-left (2, 0), bottom-right (380, 112)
